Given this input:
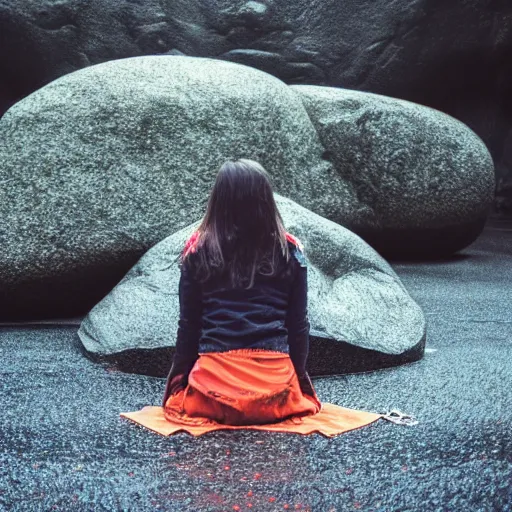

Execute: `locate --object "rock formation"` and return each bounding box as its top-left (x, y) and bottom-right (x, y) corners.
top-left (1, 0), bottom-right (509, 214)
top-left (78, 194), bottom-right (426, 376)
top-left (0, 56), bottom-right (494, 319)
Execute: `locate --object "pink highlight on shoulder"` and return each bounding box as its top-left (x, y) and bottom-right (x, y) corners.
top-left (285, 232), bottom-right (304, 251)
top-left (183, 230), bottom-right (200, 258)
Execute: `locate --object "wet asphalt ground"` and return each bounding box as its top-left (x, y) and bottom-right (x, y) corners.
top-left (1, 218), bottom-right (511, 512)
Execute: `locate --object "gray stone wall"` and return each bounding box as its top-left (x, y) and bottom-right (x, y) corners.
top-left (1, 0), bottom-right (511, 215)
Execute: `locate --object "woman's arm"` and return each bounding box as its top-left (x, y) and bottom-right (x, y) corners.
top-left (285, 251), bottom-right (316, 398)
top-left (162, 264), bottom-right (203, 407)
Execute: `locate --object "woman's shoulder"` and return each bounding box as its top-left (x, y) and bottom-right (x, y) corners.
top-left (285, 232), bottom-right (307, 268)
top-left (179, 230), bottom-right (203, 274)
top-left (182, 230), bottom-right (201, 259)
top-left (180, 230), bottom-right (307, 270)
top-left (285, 232), bottom-right (304, 251)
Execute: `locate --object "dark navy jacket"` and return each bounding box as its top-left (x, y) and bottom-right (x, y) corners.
top-left (162, 237), bottom-right (313, 406)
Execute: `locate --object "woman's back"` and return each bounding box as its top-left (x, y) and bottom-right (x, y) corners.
top-left (185, 238), bottom-right (306, 355)
top-left (121, 159), bottom-right (387, 438)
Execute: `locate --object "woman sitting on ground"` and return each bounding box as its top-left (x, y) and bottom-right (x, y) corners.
top-left (121, 158), bottom-right (385, 436)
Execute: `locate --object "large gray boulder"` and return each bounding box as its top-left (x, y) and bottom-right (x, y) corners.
top-left (78, 194), bottom-right (426, 377)
top-left (0, 0), bottom-right (510, 217)
top-left (0, 54), bottom-right (494, 320)
top-left (0, 55), bottom-right (349, 320)
top-left (291, 85), bottom-right (496, 258)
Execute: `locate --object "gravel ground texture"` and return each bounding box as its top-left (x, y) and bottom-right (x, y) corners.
top-left (1, 217), bottom-right (511, 512)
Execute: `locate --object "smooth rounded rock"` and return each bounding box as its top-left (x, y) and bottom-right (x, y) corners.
top-left (0, 54), bottom-right (492, 320)
top-left (78, 194), bottom-right (426, 376)
top-left (0, 54), bottom-right (350, 320)
top-left (291, 85), bottom-right (496, 258)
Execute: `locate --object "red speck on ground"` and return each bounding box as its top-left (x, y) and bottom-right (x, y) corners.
top-left (284, 505), bottom-right (290, 510)
top-left (168, 451), bottom-right (176, 456)
top-left (254, 473), bottom-right (262, 480)
top-left (401, 465), bottom-right (408, 471)
top-left (345, 468), bottom-right (354, 475)
top-left (295, 505), bottom-right (302, 510)
top-left (354, 501), bottom-right (362, 509)
top-left (269, 497), bottom-right (276, 502)
top-left (247, 491), bottom-right (253, 497)
top-left (203, 492), bottom-right (224, 505)
top-left (224, 466), bottom-right (230, 471)
top-left (247, 504), bottom-right (253, 508)
top-left (128, 472), bottom-right (134, 477)
top-left (233, 506), bottom-right (240, 511)
top-left (226, 450), bottom-right (231, 455)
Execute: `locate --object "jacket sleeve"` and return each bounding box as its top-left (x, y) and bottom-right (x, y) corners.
top-left (285, 248), bottom-right (310, 379)
top-left (162, 263), bottom-right (203, 407)
top-left (285, 255), bottom-right (318, 399)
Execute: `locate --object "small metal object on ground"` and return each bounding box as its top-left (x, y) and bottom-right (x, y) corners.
top-left (380, 409), bottom-right (419, 426)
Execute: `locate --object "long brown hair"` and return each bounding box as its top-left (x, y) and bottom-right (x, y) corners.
top-left (182, 159), bottom-right (292, 288)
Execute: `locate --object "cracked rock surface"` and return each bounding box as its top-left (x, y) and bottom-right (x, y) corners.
top-left (291, 85), bottom-right (495, 258)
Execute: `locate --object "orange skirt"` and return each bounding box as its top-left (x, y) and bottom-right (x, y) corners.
top-left (120, 349), bottom-right (384, 437)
